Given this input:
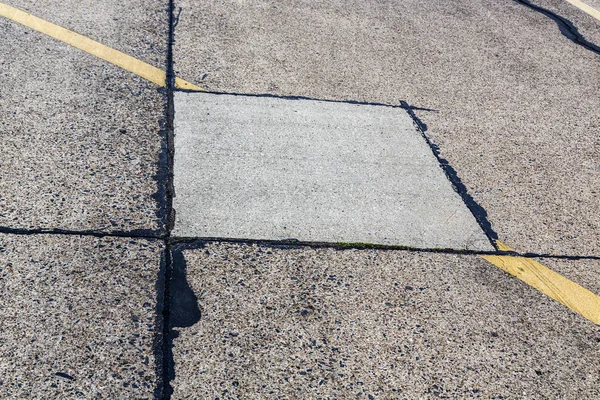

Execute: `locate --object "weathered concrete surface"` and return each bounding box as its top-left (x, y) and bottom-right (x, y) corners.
top-left (172, 93), bottom-right (492, 251)
top-left (585, 0), bottom-right (600, 11)
top-left (0, 234), bottom-right (163, 398)
top-left (170, 242), bottom-right (600, 399)
top-left (2, 0), bottom-right (167, 69)
top-left (172, 0), bottom-right (600, 256)
top-left (0, 1), bottom-right (168, 233)
top-left (533, 0), bottom-right (600, 46)
top-left (539, 257), bottom-right (600, 295)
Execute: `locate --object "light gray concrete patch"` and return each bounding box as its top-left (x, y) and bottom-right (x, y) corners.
top-left (0, 234), bottom-right (163, 398)
top-left (170, 243), bottom-right (600, 398)
top-left (0, 7), bottom-right (166, 233)
top-left (173, 0), bottom-right (600, 256)
top-left (172, 93), bottom-right (492, 251)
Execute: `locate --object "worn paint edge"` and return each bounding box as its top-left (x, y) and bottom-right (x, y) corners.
top-left (482, 241), bottom-right (600, 325)
top-left (0, 2), bottom-right (203, 90)
top-left (565, 0), bottom-right (600, 21)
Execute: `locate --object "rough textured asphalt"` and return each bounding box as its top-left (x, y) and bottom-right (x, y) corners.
top-left (173, 0), bottom-right (600, 256)
top-left (170, 242), bottom-right (600, 399)
top-left (0, 234), bottom-right (163, 398)
top-left (534, 0), bottom-right (600, 44)
top-left (1, 0), bottom-right (599, 398)
top-left (0, 0), bottom-right (167, 233)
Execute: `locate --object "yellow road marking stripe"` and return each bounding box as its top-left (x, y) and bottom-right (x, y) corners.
top-left (565, 0), bottom-right (600, 21)
top-left (3, 1), bottom-right (599, 327)
top-left (175, 77), bottom-right (202, 91)
top-left (0, 2), bottom-right (203, 90)
top-left (482, 242), bottom-right (600, 325)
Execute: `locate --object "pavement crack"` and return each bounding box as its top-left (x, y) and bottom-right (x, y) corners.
top-left (157, 0), bottom-right (179, 398)
top-left (174, 88), bottom-right (410, 109)
top-left (513, 0), bottom-right (600, 55)
top-left (166, 236), bottom-right (600, 261)
top-left (173, 7), bottom-right (182, 29)
top-left (161, 243), bottom-right (202, 398)
top-left (0, 226), bottom-right (164, 240)
top-left (399, 100), bottom-right (499, 250)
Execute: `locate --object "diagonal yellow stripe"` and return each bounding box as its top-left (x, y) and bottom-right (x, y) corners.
top-left (482, 241), bottom-right (600, 325)
top-left (175, 77), bottom-right (203, 91)
top-left (564, 0), bottom-right (600, 21)
top-left (0, 2), bottom-right (203, 91)
top-left (3, 1), bottom-right (599, 327)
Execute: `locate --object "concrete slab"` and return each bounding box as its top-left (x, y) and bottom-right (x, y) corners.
top-left (2, 0), bottom-right (167, 69)
top-left (0, 234), bottom-right (163, 397)
top-left (172, 0), bottom-right (600, 256)
top-left (170, 242), bottom-right (600, 399)
top-left (0, 1), bottom-right (167, 233)
top-left (172, 93), bottom-right (492, 251)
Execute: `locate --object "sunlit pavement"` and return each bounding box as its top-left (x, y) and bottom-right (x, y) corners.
top-left (1, 0), bottom-right (599, 398)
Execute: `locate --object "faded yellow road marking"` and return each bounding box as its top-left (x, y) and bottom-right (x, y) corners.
top-left (482, 242), bottom-right (600, 325)
top-left (0, 2), bottom-right (203, 90)
top-left (3, 1), bottom-right (598, 327)
top-left (565, 0), bottom-right (600, 21)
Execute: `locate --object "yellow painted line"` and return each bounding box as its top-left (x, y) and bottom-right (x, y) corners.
top-left (3, 1), bottom-right (598, 327)
top-left (0, 2), bottom-right (203, 90)
top-left (175, 77), bottom-right (202, 91)
top-left (482, 241), bottom-right (600, 325)
top-left (565, 0), bottom-right (600, 21)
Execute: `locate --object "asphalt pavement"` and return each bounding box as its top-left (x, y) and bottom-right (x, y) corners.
top-left (1, 0), bottom-right (599, 398)
top-left (1, 0), bottom-right (167, 234)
